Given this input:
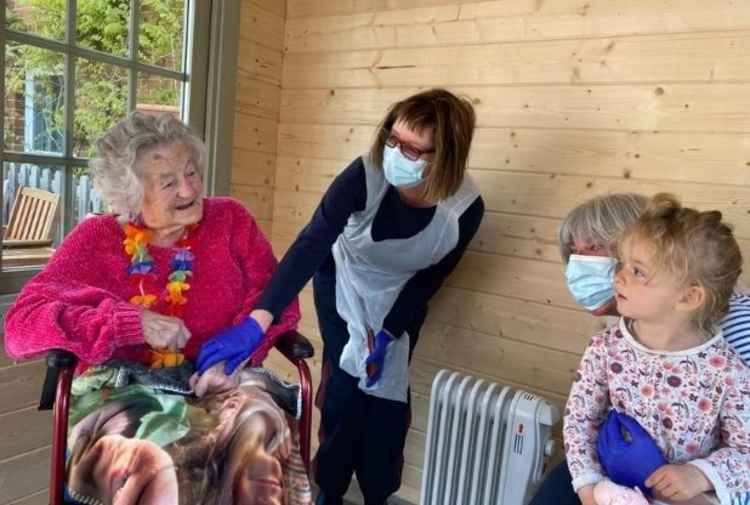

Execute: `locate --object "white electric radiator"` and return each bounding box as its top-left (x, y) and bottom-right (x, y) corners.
top-left (420, 370), bottom-right (560, 505)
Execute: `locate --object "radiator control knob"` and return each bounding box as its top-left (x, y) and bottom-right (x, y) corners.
top-left (544, 439), bottom-right (556, 457)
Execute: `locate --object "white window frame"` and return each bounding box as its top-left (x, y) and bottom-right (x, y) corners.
top-left (0, 0), bottom-right (239, 293)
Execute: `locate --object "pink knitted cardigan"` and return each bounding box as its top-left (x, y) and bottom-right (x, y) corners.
top-left (4, 197), bottom-right (301, 369)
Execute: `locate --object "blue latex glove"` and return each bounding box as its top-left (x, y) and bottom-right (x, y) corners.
top-left (196, 317), bottom-right (264, 375)
top-left (597, 409), bottom-right (667, 496)
top-left (364, 330), bottom-right (394, 387)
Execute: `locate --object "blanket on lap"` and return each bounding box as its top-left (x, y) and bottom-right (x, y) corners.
top-left (64, 362), bottom-right (311, 505)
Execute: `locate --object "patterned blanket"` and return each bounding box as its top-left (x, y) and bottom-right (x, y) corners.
top-left (64, 362), bottom-right (312, 505)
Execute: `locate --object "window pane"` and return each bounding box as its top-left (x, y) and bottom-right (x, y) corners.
top-left (72, 167), bottom-right (107, 225)
top-left (139, 0), bottom-right (185, 71)
top-left (4, 42), bottom-right (65, 155)
top-left (76, 0), bottom-right (131, 57)
top-left (136, 72), bottom-right (182, 117)
top-left (6, 0), bottom-right (66, 41)
top-left (2, 162), bottom-right (64, 270)
top-left (74, 58), bottom-right (128, 158)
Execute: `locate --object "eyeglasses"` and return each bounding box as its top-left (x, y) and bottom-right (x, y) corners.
top-left (570, 242), bottom-right (608, 255)
top-left (384, 129), bottom-right (435, 162)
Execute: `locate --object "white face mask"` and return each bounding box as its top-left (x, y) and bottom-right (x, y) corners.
top-left (382, 145), bottom-right (427, 188)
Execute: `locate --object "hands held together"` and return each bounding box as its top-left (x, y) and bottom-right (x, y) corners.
top-left (191, 313), bottom-right (268, 397)
top-left (142, 306), bottom-right (269, 397)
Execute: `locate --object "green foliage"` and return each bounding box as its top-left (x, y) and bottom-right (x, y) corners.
top-left (6, 0), bottom-right (184, 158)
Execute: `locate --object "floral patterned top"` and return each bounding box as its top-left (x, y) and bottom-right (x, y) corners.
top-left (563, 318), bottom-right (750, 505)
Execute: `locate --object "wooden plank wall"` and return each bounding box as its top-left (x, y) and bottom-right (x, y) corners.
top-left (243, 1), bottom-right (750, 503)
top-left (230, 0), bottom-right (287, 237)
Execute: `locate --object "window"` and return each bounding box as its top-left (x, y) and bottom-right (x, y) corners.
top-left (24, 72), bottom-right (64, 153)
top-left (0, 0), bottom-right (230, 290)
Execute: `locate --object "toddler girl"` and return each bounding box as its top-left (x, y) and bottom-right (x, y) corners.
top-left (564, 194), bottom-right (750, 505)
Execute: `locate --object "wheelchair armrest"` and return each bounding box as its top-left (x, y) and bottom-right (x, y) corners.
top-left (39, 349), bottom-right (77, 411)
top-left (273, 331), bottom-right (314, 471)
top-left (46, 349), bottom-right (77, 369)
top-left (274, 330), bottom-right (314, 362)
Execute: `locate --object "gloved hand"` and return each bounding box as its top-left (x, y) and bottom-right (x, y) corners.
top-left (196, 317), bottom-right (264, 375)
top-left (596, 409), bottom-right (667, 496)
top-left (365, 329), bottom-right (394, 387)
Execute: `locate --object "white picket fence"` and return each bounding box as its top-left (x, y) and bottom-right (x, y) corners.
top-left (2, 163), bottom-right (104, 231)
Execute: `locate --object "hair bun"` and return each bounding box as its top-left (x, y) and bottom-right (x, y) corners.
top-left (646, 193), bottom-right (682, 220)
top-left (698, 209), bottom-right (723, 226)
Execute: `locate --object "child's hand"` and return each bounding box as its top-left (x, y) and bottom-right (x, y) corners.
top-left (645, 464), bottom-right (712, 501)
top-left (578, 485), bottom-right (597, 505)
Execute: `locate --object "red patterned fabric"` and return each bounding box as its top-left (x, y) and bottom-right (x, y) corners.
top-left (4, 197), bottom-right (300, 370)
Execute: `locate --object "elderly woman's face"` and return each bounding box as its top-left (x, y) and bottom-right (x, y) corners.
top-left (138, 141), bottom-right (204, 231)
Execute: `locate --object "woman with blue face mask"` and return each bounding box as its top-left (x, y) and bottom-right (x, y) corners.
top-left (244, 88), bottom-right (485, 505)
top-left (560, 193), bottom-right (649, 318)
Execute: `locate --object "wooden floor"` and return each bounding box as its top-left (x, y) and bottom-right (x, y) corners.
top-left (2, 246), bottom-right (54, 269)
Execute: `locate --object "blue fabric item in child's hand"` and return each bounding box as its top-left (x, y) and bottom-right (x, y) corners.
top-left (196, 317), bottom-right (264, 375)
top-left (597, 409), bottom-right (667, 496)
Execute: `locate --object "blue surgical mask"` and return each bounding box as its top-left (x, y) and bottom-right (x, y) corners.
top-left (565, 254), bottom-right (618, 311)
top-left (382, 145), bottom-right (427, 188)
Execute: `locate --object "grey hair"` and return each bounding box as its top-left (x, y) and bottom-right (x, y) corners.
top-left (558, 193), bottom-right (649, 263)
top-left (89, 112), bottom-right (207, 222)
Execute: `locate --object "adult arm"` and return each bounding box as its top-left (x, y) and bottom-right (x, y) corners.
top-left (720, 293), bottom-right (750, 366)
top-left (224, 199), bottom-right (301, 365)
top-left (254, 157), bottom-right (367, 322)
top-left (4, 218), bottom-right (144, 364)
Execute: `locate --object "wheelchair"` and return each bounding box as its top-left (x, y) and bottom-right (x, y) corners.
top-left (38, 330), bottom-right (315, 505)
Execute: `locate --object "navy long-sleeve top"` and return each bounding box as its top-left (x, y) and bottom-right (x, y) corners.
top-left (257, 157), bottom-right (484, 338)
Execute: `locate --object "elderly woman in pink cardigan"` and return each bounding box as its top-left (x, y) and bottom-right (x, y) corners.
top-left (4, 112), bottom-right (300, 393)
top-left (3, 113), bottom-right (313, 505)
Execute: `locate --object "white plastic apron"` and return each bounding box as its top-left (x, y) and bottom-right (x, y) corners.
top-left (332, 154), bottom-right (480, 403)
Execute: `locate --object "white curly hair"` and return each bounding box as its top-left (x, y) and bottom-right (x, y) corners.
top-left (89, 112), bottom-right (207, 223)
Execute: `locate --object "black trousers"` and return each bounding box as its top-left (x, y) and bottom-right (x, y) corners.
top-left (312, 272), bottom-right (425, 505)
top-left (529, 460), bottom-right (581, 505)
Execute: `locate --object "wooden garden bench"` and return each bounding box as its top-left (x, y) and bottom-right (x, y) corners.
top-left (3, 186), bottom-right (60, 248)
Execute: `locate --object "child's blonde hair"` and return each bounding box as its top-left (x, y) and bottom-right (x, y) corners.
top-left (618, 193), bottom-right (742, 335)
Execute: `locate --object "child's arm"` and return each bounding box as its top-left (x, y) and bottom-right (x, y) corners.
top-left (563, 332), bottom-right (611, 493)
top-left (682, 363), bottom-right (750, 505)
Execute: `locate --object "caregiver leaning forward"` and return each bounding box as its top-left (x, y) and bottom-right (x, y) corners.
top-left (230, 88), bottom-right (483, 505)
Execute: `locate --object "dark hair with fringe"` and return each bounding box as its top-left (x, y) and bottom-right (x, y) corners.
top-left (370, 88), bottom-right (476, 202)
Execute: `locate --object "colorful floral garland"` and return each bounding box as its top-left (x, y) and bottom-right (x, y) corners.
top-left (123, 221), bottom-right (197, 368)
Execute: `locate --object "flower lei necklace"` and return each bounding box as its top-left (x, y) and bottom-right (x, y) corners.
top-left (123, 221), bottom-right (198, 367)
